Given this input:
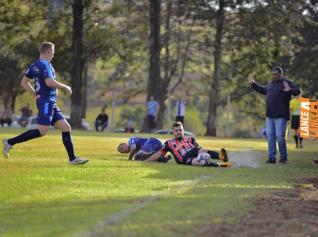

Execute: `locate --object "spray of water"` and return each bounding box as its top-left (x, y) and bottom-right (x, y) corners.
top-left (228, 150), bottom-right (263, 168)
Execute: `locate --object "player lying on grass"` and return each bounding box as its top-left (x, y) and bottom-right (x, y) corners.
top-left (146, 122), bottom-right (230, 167)
top-left (117, 137), bottom-right (171, 162)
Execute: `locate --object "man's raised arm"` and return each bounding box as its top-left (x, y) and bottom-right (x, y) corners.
top-left (248, 73), bottom-right (267, 95)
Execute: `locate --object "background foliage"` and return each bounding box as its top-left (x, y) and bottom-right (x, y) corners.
top-left (0, 0), bottom-right (317, 135)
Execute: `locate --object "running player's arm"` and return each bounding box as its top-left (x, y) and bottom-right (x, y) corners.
top-left (21, 76), bottom-right (36, 97)
top-left (45, 79), bottom-right (72, 95)
top-left (41, 63), bottom-right (72, 95)
top-left (128, 144), bottom-right (137, 160)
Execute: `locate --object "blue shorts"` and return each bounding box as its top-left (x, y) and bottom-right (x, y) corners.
top-left (141, 138), bottom-right (162, 153)
top-left (36, 101), bottom-right (65, 126)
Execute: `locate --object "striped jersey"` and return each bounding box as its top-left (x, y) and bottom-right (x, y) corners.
top-left (160, 137), bottom-right (200, 164)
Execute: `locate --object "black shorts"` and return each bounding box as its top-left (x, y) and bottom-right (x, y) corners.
top-left (291, 115), bottom-right (300, 129)
top-left (182, 147), bottom-right (200, 165)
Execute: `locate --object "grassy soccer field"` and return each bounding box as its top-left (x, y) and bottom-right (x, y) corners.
top-left (0, 128), bottom-right (317, 237)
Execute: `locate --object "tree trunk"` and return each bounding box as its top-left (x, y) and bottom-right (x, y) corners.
top-left (154, 0), bottom-right (171, 129)
top-left (10, 91), bottom-right (17, 113)
top-left (81, 64), bottom-right (88, 119)
top-left (156, 97), bottom-right (166, 128)
top-left (70, 0), bottom-right (85, 128)
top-left (148, 0), bottom-right (161, 98)
top-left (142, 0), bottom-right (161, 132)
top-left (206, 0), bottom-right (225, 136)
top-left (2, 94), bottom-right (9, 109)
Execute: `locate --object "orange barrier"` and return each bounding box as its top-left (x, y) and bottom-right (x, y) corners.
top-left (300, 98), bottom-right (318, 139)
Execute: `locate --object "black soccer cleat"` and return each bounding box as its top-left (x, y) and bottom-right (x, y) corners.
top-left (219, 148), bottom-right (228, 162)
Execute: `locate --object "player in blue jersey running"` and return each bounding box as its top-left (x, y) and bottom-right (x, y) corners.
top-left (117, 137), bottom-right (170, 162)
top-left (2, 42), bottom-right (88, 165)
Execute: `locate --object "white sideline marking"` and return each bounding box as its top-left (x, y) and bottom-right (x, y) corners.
top-left (78, 175), bottom-right (210, 237)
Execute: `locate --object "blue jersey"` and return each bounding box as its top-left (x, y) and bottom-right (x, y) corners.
top-left (128, 137), bottom-right (148, 151)
top-left (25, 59), bottom-right (57, 103)
top-left (146, 100), bottom-right (159, 116)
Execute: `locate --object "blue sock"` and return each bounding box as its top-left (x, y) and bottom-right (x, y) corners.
top-left (8, 129), bottom-right (41, 146)
top-left (62, 132), bottom-right (76, 161)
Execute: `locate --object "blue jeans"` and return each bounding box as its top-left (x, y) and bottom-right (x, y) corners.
top-left (266, 117), bottom-right (288, 161)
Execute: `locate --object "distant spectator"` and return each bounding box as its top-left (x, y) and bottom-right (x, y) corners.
top-left (95, 108), bottom-right (108, 132)
top-left (81, 118), bottom-right (90, 131)
top-left (18, 103), bottom-right (33, 127)
top-left (146, 96), bottom-right (159, 131)
top-left (125, 120), bottom-right (135, 133)
top-left (290, 90), bottom-right (303, 148)
top-left (175, 99), bottom-right (186, 124)
top-left (0, 106), bottom-right (13, 127)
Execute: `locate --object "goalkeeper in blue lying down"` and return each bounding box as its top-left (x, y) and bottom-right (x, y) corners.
top-left (117, 137), bottom-right (171, 162)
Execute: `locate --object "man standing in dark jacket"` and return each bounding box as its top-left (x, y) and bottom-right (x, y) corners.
top-left (248, 66), bottom-right (300, 164)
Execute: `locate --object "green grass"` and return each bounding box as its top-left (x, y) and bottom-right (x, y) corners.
top-left (0, 128), bottom-right (317, 237)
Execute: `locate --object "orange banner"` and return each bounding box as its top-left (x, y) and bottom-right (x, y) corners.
top-left (299, 97), bottom-right (318, 139)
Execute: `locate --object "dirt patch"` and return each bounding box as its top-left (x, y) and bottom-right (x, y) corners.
top-left (200, 178), bottom-right (318, 237)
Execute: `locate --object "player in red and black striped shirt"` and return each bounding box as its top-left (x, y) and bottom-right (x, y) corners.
top-left (147, 122), bottom-right (228, 166)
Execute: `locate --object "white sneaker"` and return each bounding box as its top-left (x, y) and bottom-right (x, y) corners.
top-left (3, 139), bottom-right (12, 159)
top-left (69, 157), bottom-right (89, 165)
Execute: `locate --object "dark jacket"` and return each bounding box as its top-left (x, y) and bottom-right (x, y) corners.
top-left (96, 113), bottom-right (108, 124)
top-left (251, 77), bottom-right (300, 120)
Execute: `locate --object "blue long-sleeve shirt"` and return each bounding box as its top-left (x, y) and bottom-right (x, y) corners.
top-left (251, 77), bottom-right (300, 120)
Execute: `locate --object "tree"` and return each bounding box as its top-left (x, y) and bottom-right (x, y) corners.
top-left (291, 0), bottom-right (318, 97)
top-left (142, 0), bottom-right (194, 131)
top-left (0, 0), bottom-right (46, 110)
top-left (140, 0), bottom-right (161, 132)
top-left (0, 56), bottom-right (21, 111)
top-left (48, 0), bottom-right (121, 127)
top-left (69, 0), bottom-right (85, 128)
top-left (224, 0), bottom-right (305, 122)
top-left (206, 0), bottom-right (225, 136)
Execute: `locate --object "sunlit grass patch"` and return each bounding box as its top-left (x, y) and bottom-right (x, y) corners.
top-left (0, 128), bottom-right (317, 237)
